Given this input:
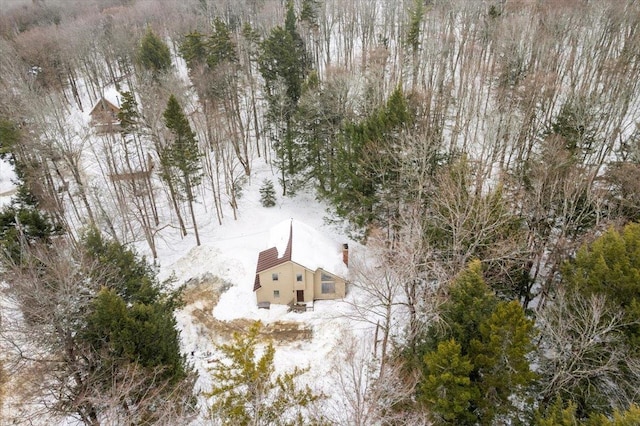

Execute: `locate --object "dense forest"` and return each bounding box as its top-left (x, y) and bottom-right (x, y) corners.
top-left (1, 0), bottom-right (640, 424)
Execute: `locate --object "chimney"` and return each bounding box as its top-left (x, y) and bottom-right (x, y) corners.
top-left (342, 243), bottom-right (349, 267)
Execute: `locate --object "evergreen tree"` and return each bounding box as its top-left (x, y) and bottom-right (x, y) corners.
top-left (0, 205), bottom-right (61, 264)
top-left (207, 322), bottom-right (323, 425)
top-left (137, 26), bottom-right (171, 75)
top-left (536, 400), bottom-right (640, 426)
top-left (589, 405), bottom-right (640, 426)
top-left (470, 300), bottom-right (537, 421)
top-left (546, 99), bottom-right (596, 160)
top-left (81, 229), bottom-right (195, 420)
top-left (1, 225), bottom-right (196, 424)
top-left (0, 120), bottom-right (62, 264)
top-left (207, 18), bottom-right (238, 69)
top-left (162, 94), bottom-right (203, 246)
top-left (117, 91), bottom-right (140, 135)
top-left (438, 260), bottom-right (498, 352)
top-left (535, 397), bottom-right (581, 426)
top-left (417, 261), bottom-right (536, 424)
top-left (0, 118), bottom-right (20, 163)
top-left (300, 0), bottom-right (319, 30)
top-left (85, 287), bottom-right (187, 382)
top-left (563, 222), bottom-right (640, 346)
top-left (259, 179), bottom-right (277, 207)
top-left (259, 0), bottom-right (311, 195)
top-left (332, 86), bottom-right (413, 228)
top-left (179, 30), bottom-right (207, 72)
top-left (83, 228), bottom-right (160, 304)
top-left (420, 339), bottom-right (479, 425)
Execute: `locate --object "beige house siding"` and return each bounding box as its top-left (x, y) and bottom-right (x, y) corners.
top-left (255, 262), bottom-right (344, 305)
top-left (313, 269), bottom-right (346, 300)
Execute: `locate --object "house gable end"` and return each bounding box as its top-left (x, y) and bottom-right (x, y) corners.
top-left (90, 98), bottom-right (120, 119)
top-left (253, 224), bottom-right (293, 291)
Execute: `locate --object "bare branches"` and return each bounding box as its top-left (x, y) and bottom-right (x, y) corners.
top-left (327, 329), bottom-right (424, 426)
top-left (537, 290), bottom-right (640, 412)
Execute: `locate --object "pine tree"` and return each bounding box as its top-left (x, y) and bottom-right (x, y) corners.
top-left (417, 261), bottom-right (536, 425)
top-left (470, 301), bottom-right (537, 421)
top-left (259, 0), bottom-right (311, 195)
top-left (162, 94), bottom-right (203, 246)
top-left (207, 18), bottom-right (238, 69)
top-left (436, 260), bottom-right (497, 352)
top-left (563, 222), bottom-right (640, 346)
top-left (420, 339), bottom-right (479, 425)
top-left (300, 0), bottom-right (319, 29)
top-left (535, 397), bottom-right (581, 426)
top-left (207, 322), bottom-right (323, 425)
top-left (117, 91), bottom-right (140, 135)
top-left (332, 86), bottom-right (413, 228)
top-left (179, 31), bottom-right (207, 71)
top-left (0, 123), bottom-right (62, 264)
top-left (259, 179), bottom-right (277, 207)
top-left (137, 26), bottom-right (171, 75)
top-left (1, 227), bottom-right (196, 424)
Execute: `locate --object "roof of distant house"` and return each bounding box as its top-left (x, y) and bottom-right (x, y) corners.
top-left (253, 219), bottom-right (348, 291)
top-left (89, 97), bottom-right (120, 117)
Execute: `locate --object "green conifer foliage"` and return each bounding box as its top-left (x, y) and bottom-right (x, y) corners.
top-left (82, 230), bottom-right (190, 384)
top-left (0, 118), bottom-right (20, 162)
top-left (535, 397), bottom-right (581, 426)
top-left (259, 179), bottom-right (277, 207)
top-left (162, 94), bottom-right (203, 245)
top-left (259, 0), bottom-right (311, 195)
top-left (300, 0), bottom-right (319, 29)
top-left (590, 405), bottom-right (640, 426)
top-left (163, 96), bottom-right (202, 189)
top-left (536, 400), bottom-right (640, 426)
top-left (418, 261), bottom-right (536, 424)
top-left (332, 86), bottom-right (413, 227)
top-left (0, 121), bottom-right (62, 263)
top-left (406, 0), bottom-right (424, 53)
top-left (470, 301), bottom-right (537, 421)
top-left (438, 260), bottom-right (497, 352)
top-left (0, 205), bottom-right (61, 264)
top-left (137, 26), bottom-right (171, 74)
top-left (563, 222), bottom-right (640, 345)
top-left (547, 100), bottom-right (596, 158)
top-left (117, 91), bottom-right (140, 135)
top-left (207, 322), bottom-right (323, 425)
top-left (421, 339), bottom-right (479, 425)
top-left (207, 18), bottom-right (238, 68)
top-left (180, 31), bottom-right (207, 71)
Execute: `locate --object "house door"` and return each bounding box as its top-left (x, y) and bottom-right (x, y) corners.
top-left (296, 290), bottom-right (304, 303)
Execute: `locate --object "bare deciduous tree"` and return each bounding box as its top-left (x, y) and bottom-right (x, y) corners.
top-left (537, 289), bottom-right (640, 414)
top-left (327, 329), bottom-right (424, 426)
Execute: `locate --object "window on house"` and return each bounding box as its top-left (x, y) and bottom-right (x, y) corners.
top-left (321, 272), bottom-right (335, 294)
top-left (272, 273), bottom-right (279, 281)
top-left (273, 290), bottom-right (280, 298)
top-left (296, 273), bottom-right (303, 282)
top-left (321, 282), bottom-right (335, 294)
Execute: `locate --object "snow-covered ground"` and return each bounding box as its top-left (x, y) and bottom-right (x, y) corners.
top-left (144, 160), bottom-right (374, 421)
top-left (1, 149), bottom-right (376, 423)
top-left (0, 37), bottom-right (380, 425)
top-left (0, 158), bottom-right (17, 207)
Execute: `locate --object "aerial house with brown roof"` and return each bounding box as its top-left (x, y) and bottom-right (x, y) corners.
top-left (254, 219), bottom-right (348, 309)
top-left (90, 97), bottom-right (121, 134)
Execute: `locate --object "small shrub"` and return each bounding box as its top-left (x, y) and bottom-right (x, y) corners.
top-left (259, 179), bottom-right (276, 207)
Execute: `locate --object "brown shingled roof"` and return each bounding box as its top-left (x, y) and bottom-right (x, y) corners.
top-left (253, 222), bottom-right (292, 291)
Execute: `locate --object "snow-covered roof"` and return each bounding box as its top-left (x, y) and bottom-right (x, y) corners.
top-left (89, 87), bottom-right (122, 116)
top-left (254, 219), bottom-right (348, 290)
top-left (102, 86), bottom-right (122, 109)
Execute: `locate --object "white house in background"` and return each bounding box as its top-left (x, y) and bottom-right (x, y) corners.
top-left (253, 219), bottom-right (348, 307)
